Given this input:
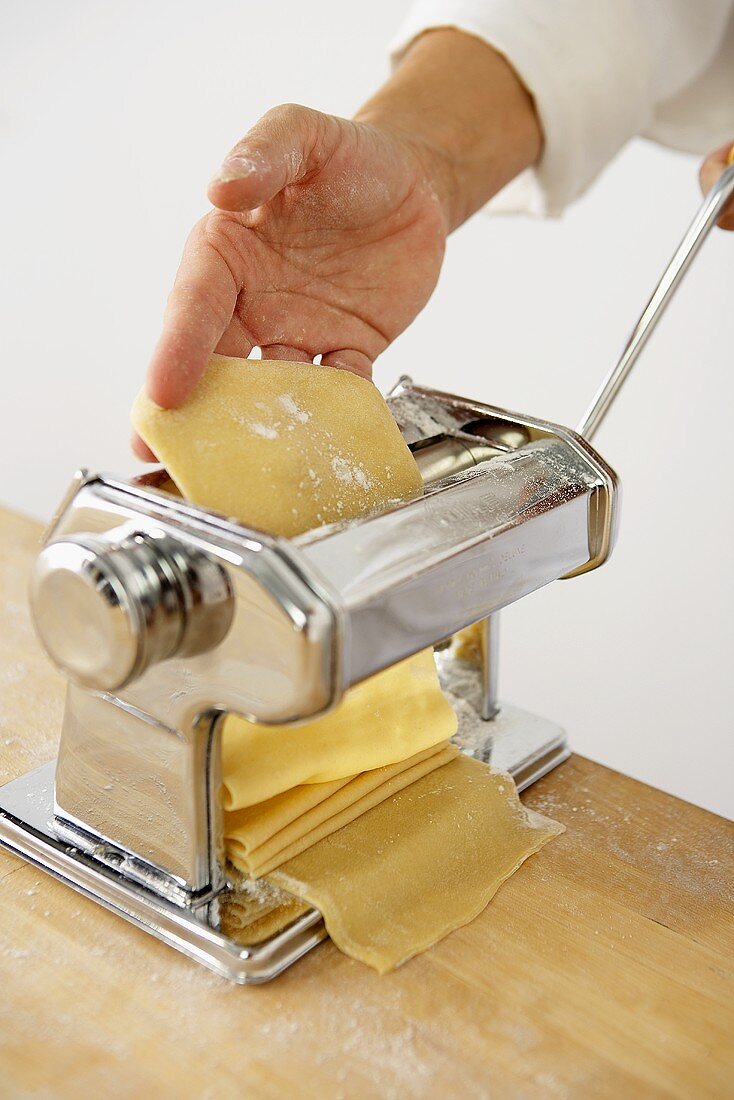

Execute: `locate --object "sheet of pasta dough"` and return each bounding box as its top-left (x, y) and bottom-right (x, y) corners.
top-left (226, 742), bottom-right (448, 853)
top-left (269, 755), bottom-right (564, 973)
top-left (133, 355), bottom-right (563, 970)
top-left (133, 355), bottom-right (456, 808)
top-left (227, 743), bottom-right (459, 876)
top-left (132, 353), bottom-right (423, 536)
top-left (220, 651), bottom-right (456, 808)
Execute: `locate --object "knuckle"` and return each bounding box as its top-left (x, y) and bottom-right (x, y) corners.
top-left (203, 211), bottom-right (242, 257)
top-left (184, 213), bottom-right (214, 250)
top-left (271, 101), bottom-right (303, 120)
top-left (266, 102), bottom-right (316, 133)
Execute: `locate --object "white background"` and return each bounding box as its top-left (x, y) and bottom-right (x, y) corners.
top-left (2, 2), bottom-right (732, 816)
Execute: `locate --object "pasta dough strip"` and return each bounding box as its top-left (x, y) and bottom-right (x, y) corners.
top-left (220, 649), bottom-right (457, 809)
top-left (269, 755), bottom-right (564, 973)
top-left (133, 356), bottom-right (564, 972)
top-left (133, 356), bottom-right (456, 811)
top-left (227, 743), bottom-right (458, 876)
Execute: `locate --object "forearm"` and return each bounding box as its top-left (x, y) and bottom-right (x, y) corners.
top-left (354, 28), bottom-right (542, 232)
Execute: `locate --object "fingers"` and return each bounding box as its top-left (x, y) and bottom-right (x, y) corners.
top-left (146, 219), bottom-right (242, 408)
top-left (207, 104), bottom-right (340, 213)
top-left (699, 142), bottom-right (734, 230)
top-left (131, 432), bottom-right (158, 462)
top-left (321, 348), bottom-right (374, 380)
top-left (215, 317), bottom-right (254, 359)
top-left (259, 344), bottom-right (313, 363)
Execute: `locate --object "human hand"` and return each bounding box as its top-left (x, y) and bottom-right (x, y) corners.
top-left (132, 105), bottom-right (451, 459)
top-left (133, 30), bottom-right (541, 460)
top-left (699, 142), bottom-right (734, 230)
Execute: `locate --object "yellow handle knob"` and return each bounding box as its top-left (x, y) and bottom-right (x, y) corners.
top-left (727, 144), bottom-right (734, 167)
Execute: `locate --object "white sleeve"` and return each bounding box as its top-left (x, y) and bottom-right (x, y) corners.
top-left (389, 0), bottom-right (734, 216)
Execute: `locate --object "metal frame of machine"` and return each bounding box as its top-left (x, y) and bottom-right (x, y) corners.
top-left (0, 387), bottom-right (615, 981)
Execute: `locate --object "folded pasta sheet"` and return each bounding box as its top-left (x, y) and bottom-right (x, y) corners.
top-left (220, 651), bottom-right (457, 808)
top-left (226, 743), bottom-right (458, 876)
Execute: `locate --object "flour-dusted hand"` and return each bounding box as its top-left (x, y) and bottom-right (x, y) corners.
top-left (133, 30), bottom-right (542, 459)
top-left (152, 107), bottom-right (449, 392)
top-left (131, 108), bottom-right (450, 459)
top-left (700, 142), bottom-right (734, 231)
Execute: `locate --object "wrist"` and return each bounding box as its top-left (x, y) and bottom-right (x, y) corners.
top-left (355, 29), bottom-right (542, 232)
top-left (352, 108), bottom-right (461, 236)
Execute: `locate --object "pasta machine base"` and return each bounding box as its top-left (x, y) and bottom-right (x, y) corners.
top-left (0, 696), bottom-right (567, 984)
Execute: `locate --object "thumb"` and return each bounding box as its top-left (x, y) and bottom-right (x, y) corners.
top-left (207, 103), bottom-right (342, 213)
top-left (699, 141), bottom-right (734, 230)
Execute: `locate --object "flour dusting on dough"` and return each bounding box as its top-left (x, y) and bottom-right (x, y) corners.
top-left (278, 393), bottom-right (311, 423)
top-left (331, 456), bottom-right (374, 491)
top-left (132, 354), bottom-right (423, 539)
top-left (249, 421), bottom-right (279, 440)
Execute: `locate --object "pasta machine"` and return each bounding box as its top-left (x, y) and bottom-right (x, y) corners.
top-left (1, 163), bottom-right (731, 984)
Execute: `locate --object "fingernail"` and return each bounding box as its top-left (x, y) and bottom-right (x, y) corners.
top-left (213, 155), bottom-right (258, 183)
top-left (700, 163), bottom-right (718, 195)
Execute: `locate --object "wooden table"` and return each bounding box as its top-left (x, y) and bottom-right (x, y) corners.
top-left (1, 506), bottom-right (732, 1099)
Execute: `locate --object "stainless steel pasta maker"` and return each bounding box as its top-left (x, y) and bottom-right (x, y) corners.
top-left (1, 164), bottom-right (731, 984)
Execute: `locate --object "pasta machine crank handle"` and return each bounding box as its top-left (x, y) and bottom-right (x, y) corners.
top-left (578, 162), bottom-right (734, 442)
top-left (473, 164), bottom-right (734, 725)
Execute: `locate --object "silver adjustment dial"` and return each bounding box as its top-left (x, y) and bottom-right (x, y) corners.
top-left (30, 530), bottom-right (234, 692)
